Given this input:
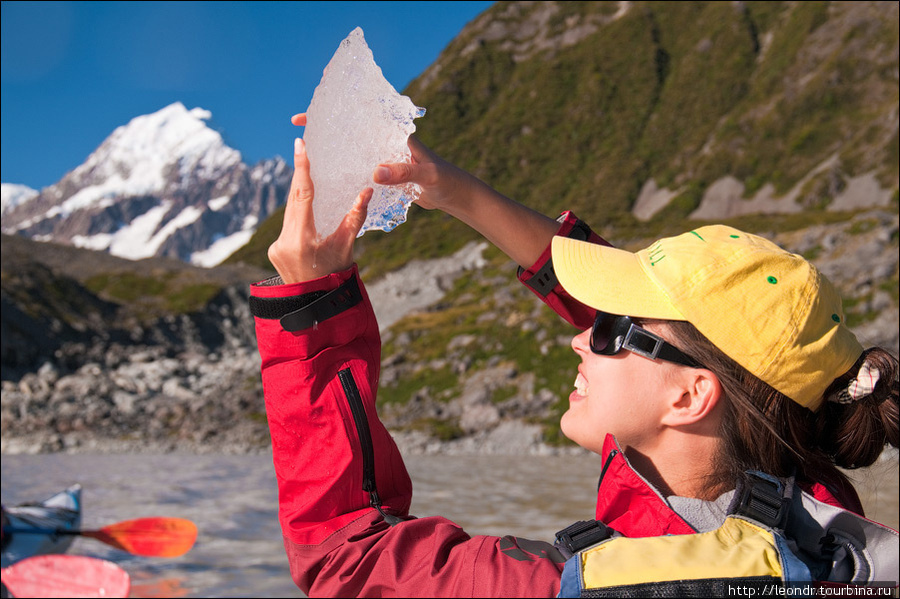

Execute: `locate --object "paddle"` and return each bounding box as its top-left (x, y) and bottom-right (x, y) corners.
top-left (1, 554), bottom-right (130, 598)
top-left (6, 517), bottom-right (198, 558)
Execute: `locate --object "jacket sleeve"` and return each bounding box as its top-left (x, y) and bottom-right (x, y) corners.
top-left (251, 265), bottom-right (566, 598)
top-left (517, 211), bottom-right (611, 330)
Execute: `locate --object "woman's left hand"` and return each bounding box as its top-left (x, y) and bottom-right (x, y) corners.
top-left (267, 136), bottom-right (372, 284)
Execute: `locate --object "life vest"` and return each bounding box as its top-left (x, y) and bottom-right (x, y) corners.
top-left (555, 471), bottom-right (899, 597)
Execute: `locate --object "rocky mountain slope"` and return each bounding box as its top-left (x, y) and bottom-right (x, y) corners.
top-left (356, 0), bottom-right (898, 275)
top-left (1, 102), bottom-right (291, 266)
top-left (1, 233), bottom-right (272, 452)
top-left (1, 0), bottom-right (897, 454)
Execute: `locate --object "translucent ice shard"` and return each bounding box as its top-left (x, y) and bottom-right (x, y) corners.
top-left (304, 27), bottom-right (425, 238)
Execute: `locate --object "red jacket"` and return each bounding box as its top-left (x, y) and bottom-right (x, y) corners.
top-left (250, 213), bottom-right (864, 598)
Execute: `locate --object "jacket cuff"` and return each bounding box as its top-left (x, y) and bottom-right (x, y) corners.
top-left (249, 266), bottom-right (360, 332)
top-left (517, 211), bottom-right (601, 297)
top-left (516, 212), bottom-right (610, 330)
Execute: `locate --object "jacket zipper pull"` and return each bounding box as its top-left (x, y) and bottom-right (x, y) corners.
top-left (597, 449), bottom-right (619, 492)
top-left (369, 488), bottom-right (402, 526)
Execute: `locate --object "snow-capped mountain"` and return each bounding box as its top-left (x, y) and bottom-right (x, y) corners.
top-left (1, 102), bottom-right (290, 266)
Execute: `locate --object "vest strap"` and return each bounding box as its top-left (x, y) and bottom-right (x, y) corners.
top-left (733, 471), bottom-right (790, 530)
top-left (555, 520), bottom-right (614, 555)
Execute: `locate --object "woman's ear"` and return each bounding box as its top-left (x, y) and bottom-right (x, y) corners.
top-left (662, 368), bottom-right (723, 429)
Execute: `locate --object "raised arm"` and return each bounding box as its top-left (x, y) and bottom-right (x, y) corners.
top-left (373, 136), bottom-right (560, 269)
top-left (253, 126), bottom-right (569, 597)
top-left (291, 112), bottom-right (559, 269)
top-left (370, 133), bottom-right (607, 330)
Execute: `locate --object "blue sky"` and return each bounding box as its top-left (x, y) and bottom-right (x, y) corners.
top-left (1, 1), bottom-right (494, 190)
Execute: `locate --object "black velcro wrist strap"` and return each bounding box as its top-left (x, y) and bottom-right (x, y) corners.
top-left (520, 256), bottom-right (558, 297)
top-left (249, 275), bottom-right (362, 332)
top-left (519, 217), bottom-right (593, 297)
top-left (249, 289), bottom-right (329, 320)
top-left (567, 218), bottom-right (592, 242)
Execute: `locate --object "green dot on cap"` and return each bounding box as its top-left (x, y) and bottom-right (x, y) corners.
top-left (767, 276), bottom-right (778, 284)
top-left (730, 235), bottom-right (739, 239)
top-left (832, 314), bottom-right (841, 323)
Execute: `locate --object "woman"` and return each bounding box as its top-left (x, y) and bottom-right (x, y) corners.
top-left (249, 120), bottom-right (899, 597)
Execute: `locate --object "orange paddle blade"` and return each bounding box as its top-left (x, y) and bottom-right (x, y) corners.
top-left (85, 517), bottom-right (198, 558)
top-left (1, 554), bottom-right (130, 598)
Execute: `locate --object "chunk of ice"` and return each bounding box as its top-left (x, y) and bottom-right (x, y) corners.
top-left (304, 27), bottom-right (425, 238)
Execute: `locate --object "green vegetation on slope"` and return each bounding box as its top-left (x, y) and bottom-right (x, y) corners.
top-left (83, 271), bottom-right (222, 317)
top-left (224, 1), bottom-right (899, 444)
top-left (231, 1), bottom-right (898, 275)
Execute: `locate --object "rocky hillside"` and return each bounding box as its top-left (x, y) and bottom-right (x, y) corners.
top-left (1, 234), bottom-right (273, 453)
top-left (2, 1), bottom-right (897, 454)
top-left (235, 2), bottom-right (898, 272)
top-left (408, 0), bottom-right (897, 220)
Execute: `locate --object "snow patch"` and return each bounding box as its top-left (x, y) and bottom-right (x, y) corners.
top-left (190, 225), bottom-right (257, 267)
top-left (70, 202), bottom-right (205, 260)
top-left (208, 196), bottom-right (231, 211)
top-left (1, 183), bottom-right (38, 216)
top-left (71, 232), bottom-right (115, 252)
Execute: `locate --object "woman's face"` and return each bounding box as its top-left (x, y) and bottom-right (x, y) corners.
top-left (560, 322), bottom-right (684, 455)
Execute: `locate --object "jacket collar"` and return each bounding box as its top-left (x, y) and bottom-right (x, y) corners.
top-left (593, 435), bottom-right (696, 537)
top-left (593, 434), bottom-right (864, 538)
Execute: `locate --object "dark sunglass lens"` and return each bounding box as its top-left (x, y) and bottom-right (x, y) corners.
top-left (590, 312), bottom-right (612, 353)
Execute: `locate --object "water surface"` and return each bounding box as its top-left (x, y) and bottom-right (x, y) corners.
top-left (2, 452), bottom-right (896, 597)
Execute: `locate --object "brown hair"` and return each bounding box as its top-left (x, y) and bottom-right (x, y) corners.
top-left (661, 320), bottom-right (899, 496)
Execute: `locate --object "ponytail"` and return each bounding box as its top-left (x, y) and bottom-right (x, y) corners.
top-left (818, 348), bottom-right (899, 469)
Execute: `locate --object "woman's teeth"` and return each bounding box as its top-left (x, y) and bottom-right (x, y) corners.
top-left (574, 373), bottom-right (588, 397)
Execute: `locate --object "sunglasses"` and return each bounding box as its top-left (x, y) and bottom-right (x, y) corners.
top-left (590, 312), bottom-right (703, 369)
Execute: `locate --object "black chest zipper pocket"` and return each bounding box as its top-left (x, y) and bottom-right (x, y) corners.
top-left (338, 367), bottom-right (402, 526)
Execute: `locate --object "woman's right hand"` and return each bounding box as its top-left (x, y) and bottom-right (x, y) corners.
top-left (268, 133), bottom-right (372, 284)
top-left (373, 136), bottom-right (475, 214)
top-left (375, 136), bottom-right (559, 269)
top-left (292, 113), bottom-right (469, 213)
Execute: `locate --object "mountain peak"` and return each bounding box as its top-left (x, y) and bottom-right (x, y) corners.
top-left (71, 102), bottom-right (241, 192)
top-left (2, 103), bottom-right (289, 266)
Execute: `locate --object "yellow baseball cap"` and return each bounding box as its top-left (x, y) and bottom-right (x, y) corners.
top-left (551, 225), bottom-right (863, 410)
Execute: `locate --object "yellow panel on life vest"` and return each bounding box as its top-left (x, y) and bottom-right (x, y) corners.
top-left (581, 517), bottom-right (783, 588)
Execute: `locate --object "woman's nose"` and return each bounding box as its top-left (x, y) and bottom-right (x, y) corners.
top-left (572, 327), bottom-right (591, 353)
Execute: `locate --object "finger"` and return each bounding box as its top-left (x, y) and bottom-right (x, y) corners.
top-left (407, 135), bottom-right (433, 164)
top-left (334, 187), bottom-right (373, 242)
top-left (291, 113), bottom-right (307, 127)
top-left (374, 136), bottom-right (440, 185)
top-left (283, 138), bottom-right (316, 237)
top-left (373, 162), bottom-right (417, 185)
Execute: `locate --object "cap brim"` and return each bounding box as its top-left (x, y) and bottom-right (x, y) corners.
top-left (551, 236), bottom-right (685, 320)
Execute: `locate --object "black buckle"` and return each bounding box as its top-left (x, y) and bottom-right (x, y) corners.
top-left (735, 471), bottom-right (789, 530)
top-left (521, 258), bottom-right (558, 297)
top-left (555, 520), bottom-right (613, 554)
top-left (518, 217), bottom-right (592, 297)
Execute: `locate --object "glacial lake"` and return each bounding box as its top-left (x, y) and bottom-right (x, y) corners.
top-left (2, 451), bottom-right (896, 597)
